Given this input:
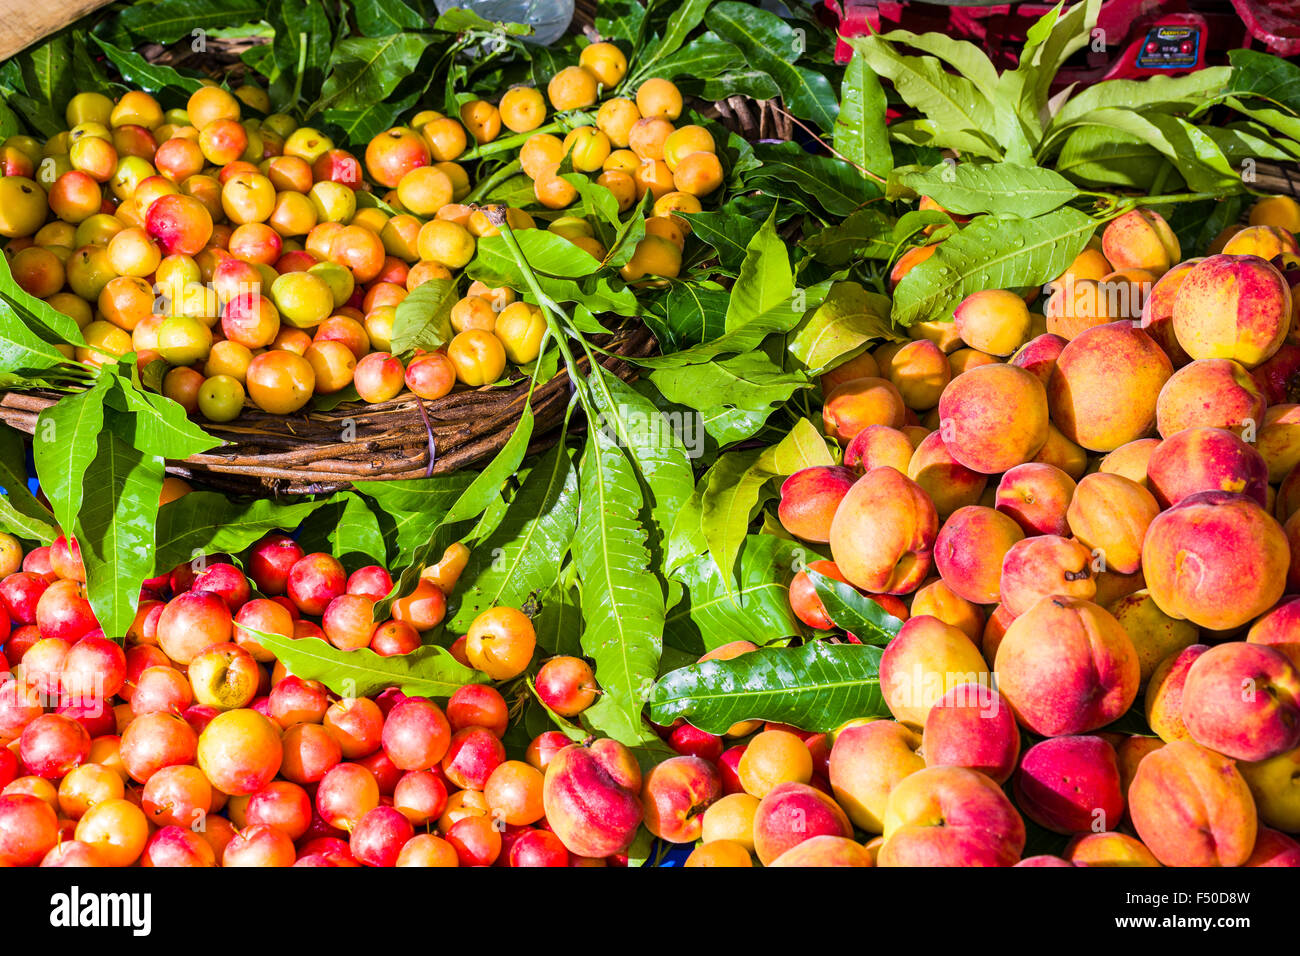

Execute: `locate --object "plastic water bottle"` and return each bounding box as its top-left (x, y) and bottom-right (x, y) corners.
top-left (434, 0), bottom-right (576, 46)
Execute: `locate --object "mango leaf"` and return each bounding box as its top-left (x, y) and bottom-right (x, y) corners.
top-left (152, 493), bottom-right (332, 572)
top-left (0, 298), bottom-right (79, 375)
top-left (470, 231), bottom-right (637, 315)
top-left (1010, 0), bottom-right (1099, 127)
top-left (0, 496), bottom-right (55, 544)
top-left (799, 207), bottom-right (896, 266)
top-left (788, 281), bottom-right (897, 372)
top-left (353, 472), bottom-right (477, 563)
top-left (309, 34), bottom-right (430, 115)
top-left (1054, 124), bottom-right (1170, 190)
top-left (631, 0), bottom-right (713, 81)
top-left (450, 442), bottom-right (579, 629)
top-left (640, 280), bottom-right (730, 352)
top-left (32, 376), bottom-right (113, 535)
top-left (376, 405), bottom-right (535, 619)
top-left (114, 0), bottom-right (265, 44)
top-left (667, 535), bottom-right (805, 650)
top-left (707, 1), bottom-right (838, 131)
top-left (849, 35), bottom-right (1001, 159)
top-left (649, 641), bottom-right (888, 734)
top-left (572, 424), bottom-right (664, 749)
top-left (1049, 68), bottom-right (1231, 131)
top-left (250, 630), bottom-right (487, 699)
top-left (1225, 49), bottom-right (1300, 113)
top-left (329, 493), bottom-right (388, 566)
top-left (649, 352), bottom-right (808, 414)
top-left (901, 162), bottom-right (1080, 219)
top-left (807, 569), bottom-right (904, 646)
top-left (109, 373), bottom-right (222, 460)
top-left (532, 583), bottom-right (583, 658)
top-left (681, 209), bottom-right (765, 274)
top-left (76, 423), bottom-right (164, 640)
top-left (891, 207), bottom-right (1098, 327)
top-left (746, 142), bottom-right (881, 217)
top-left (14, 36), bottom-right (74, 136)
top-left (638, 33), bottom-right (747, 86)
top-left (699, 418), bottom-right (833, 598)
top-left (835, 47), bottom-right (892, 179)
top-left (391, 277), bottom-right (457, 358)
top-left (272, 0), bottom-right (334, 107)
top-left (351, 0), bottom-right (426, 36)
top-left (91, 38), bottom-right (206, 97)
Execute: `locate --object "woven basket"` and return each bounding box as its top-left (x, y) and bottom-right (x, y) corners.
top-left (2, 6), bottom-right (793, 495)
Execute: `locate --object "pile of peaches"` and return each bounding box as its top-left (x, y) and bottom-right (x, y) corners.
top-left (0, 47), bottom-right (715, 422)
top-left (739, 198), bottom-right (1300, 866)
top-left (0, 528), bottom-right (619, 867)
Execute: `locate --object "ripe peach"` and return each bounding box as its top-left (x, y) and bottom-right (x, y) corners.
top-left (953, 289), bottom-right (1031, 356)
top-left (737, 729), bottom-right (813, 797)
top-left (1047, 321), bottom-right (1172, 452)
top-left (752, 781), bottom-right (852, 865)
top-left (933, 505), bottom-right (1024, 605)
top-left (828, 720), bottom-right (923, 832)
top-left (921, 683), bottom-right (1019, 783)
top-left (1143, 491), bottom-right (1288, 631)
top-left (543, 739), bottom-right (642, 857)
top-left (994, 462), bottom-right (1075, 537)
top-left (1245, 827), bottom-right (1300, 866)
top-left (1249, 598), bottom-right (1300, 670)
top-left (828, 467), bottom-right (937, 595)
top-left (1101, 208), bottom-right (1179, 276)
top-left (1129, 740), bottom-right (1257, 867)
top-left (878, 765), bottom-right (1025, 866)
top-left (1107, 589), bottom-right (1198, 687)
top-left (1063, 831), bottom-right (1159, 867)
top-left (1066, 472), bottom-right (1159, 575)
top-left (842, 424), bottom-right (917, 474)
top-left (879, 616), bottom-right (990, 730)
top-left (1014, 735), bottom-right (1123, 834)
top-left (365, 127), bottom-right (430, 189)
top-left (642, 755), bottom-right (722, 843)
top-left (909, 578), bottom-right (982, 641)
top-left (777, 465), bottom-right (856, 543)
top-left (1171, 254), bottom-right (1290, 368)
top-left (1156, 358), bottom-right (1267, 438)
top-left (1147, 426), bottom-right (1268, 510)
top-left (937, 363), bottom-right (1048, 473)
top-left (995, 596), bottom-right (1139, 736)
top-left (822, 377), bottom-right (905, 443)
top-left (1182, 642), bottom-right (1300, 762)
top-left (999, 534), bottom-right (1096, 617)
top-left (905, 431), bottom-right (986, 519)
top-left (1222, 223), bottom-right (1300, 259)
top-left (1008, 332), bottom-right (1066, 386)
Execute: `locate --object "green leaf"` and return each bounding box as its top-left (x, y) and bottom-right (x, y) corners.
top-left (32, 376), bottom-right (112, 535)
top-left (807, 568), bottom-right (904, 645)
top-left (891, 208), bottom-right (1098, 327)
top-left (1054, 124), bottom-right (1170, 190)
top-left (746, 141), bottom-right (881, 217)
top-left (1225, 49), bottom-right (1300, 113)
top-left (309, 34), bottom-right (430, 115)
top-left (649, 352), bottom-right (808, 412)
top-left (250, 631), bottom-right (487, 699)
top-left (391, 277), bottom-right (457, 358)
top-left (114, 0), bottom-right (265, 45)
top-left (15, 36), bottom-right (75, 137)
top-left (352, 472), bottom-right (477, 564)
top-left (799, 207), bottom-right (896, 266)
top-left (1050, 68), bottom-right (1231, 130)
top-left (76, 423), bottom-right (164, 640)
top-left (835, 47), bottom-right (892, 179)
top-left (788, 281), bottom-right (897, 372)
top-left (849, 35), bottom-right (1001, 159)
top-left (649, 641), bottom-right (888, 734)
top-left (681, 208), bottom-right (766, 275)
top-left (330, 493), bottom-right (388, 566)
top-left (1011, 0), bottom-right (1099, 128)
top-left (469, 231), bottom-right (637, 315)
top-left (902, 162), bottom-right (1080, 219)
top-left (272, 0), bottom-right (334, 107)
top-left (153, 493), bottom-right (331, 573)
top-left (109, 374), bottom-right (222, 460)
top-left (725, 208), bottom-right (794, 332)
top-left (351, 0), bottom-right (426, 37)
top-left (640, 280), bottom-right (730, 351)
top-left (376, 405), bottom-right (535, 619)
top-left (633, 0), bottom-right (714, 80)
top-left (450, 442), bottom-right (579, 629)
top-left (91, 38), bottom-right (206, 97)
top-left (0, 495), bottom-right (55, 544)
top-left (699, 418), bottom-right (832, 597)
top-left (0, 301), bottom-right (74, 375)
top-left (637, 33), bottom-right (746, 86)
top-left (572, 425), bottom-right (664, 748)
top-left (667, 535), bottom-right (805, 650)
top-left (707, 1), bottom-right (838, 131)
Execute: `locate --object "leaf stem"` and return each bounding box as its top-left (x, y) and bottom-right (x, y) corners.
top-left (463, 158), bottom-right (523, 204)
top-left (767, 103), bottom-right (887, 184)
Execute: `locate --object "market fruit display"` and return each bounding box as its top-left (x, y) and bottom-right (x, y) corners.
top-left (6, 0), bottom-right (1300, 869)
